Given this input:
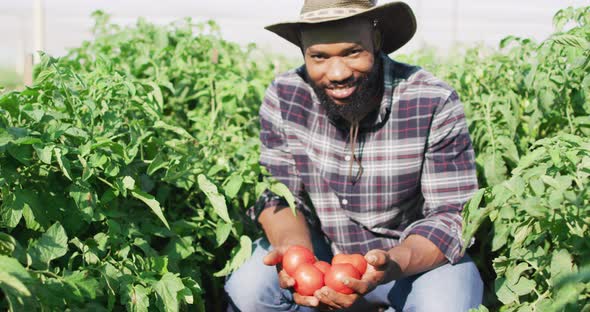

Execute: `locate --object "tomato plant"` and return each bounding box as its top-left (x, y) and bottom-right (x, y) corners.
top-left (282, 245), bottom-right (316, 276)
top-left (0, 12), bottom-right (281, 312)
top-left (332, 254), bottom-right (367, 275)
top-left (324, 263), bottom-right (361, 295)
top-left (293, 263), bottom-right (324, 296)
top-left (399, 6), bottom-right (590, 310)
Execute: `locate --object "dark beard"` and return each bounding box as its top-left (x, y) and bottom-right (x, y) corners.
top-left (309, 56), bottom-right (383, 125)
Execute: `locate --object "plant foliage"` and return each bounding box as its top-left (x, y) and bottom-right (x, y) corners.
top-left (0, 12), bottom-right (282, 311)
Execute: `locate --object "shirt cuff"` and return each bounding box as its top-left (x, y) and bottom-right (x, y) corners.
top-left (400, 217), bottom-right (464, 264)
top-left (246, 189), bottom-right (319, 230)
top-left (246, 189), bottom-right (286, 225)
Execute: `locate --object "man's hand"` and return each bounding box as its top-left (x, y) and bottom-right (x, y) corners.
top-left (263, 248), bottom-right (322, 308)
top-left (312, 249), bottom-right (402, 310)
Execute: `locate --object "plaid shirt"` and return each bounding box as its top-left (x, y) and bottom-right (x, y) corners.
top-left (253, 53), bottom-right (478, 264)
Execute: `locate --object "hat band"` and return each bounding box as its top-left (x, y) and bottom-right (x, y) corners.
top-left (300, 7), bottom-right (368, 21)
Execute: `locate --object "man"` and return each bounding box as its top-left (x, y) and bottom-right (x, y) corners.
top-left (225, 1), bottom-right (483, 311)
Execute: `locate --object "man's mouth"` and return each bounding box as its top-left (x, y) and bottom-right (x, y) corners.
top-left (325, 85), bottom-right (357, 101)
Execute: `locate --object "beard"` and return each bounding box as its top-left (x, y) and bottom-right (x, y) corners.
top-left (308, 55), bottom-right (383, 125)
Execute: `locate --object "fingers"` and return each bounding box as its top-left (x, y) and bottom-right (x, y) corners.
top-left (278, 269), bottom-right (295, 289)
top-left (365, 249), bottom-right (389, 270)
top-left (314, 286), bottom-right (357, 310)
top-left (315, 287), bottom-right (340, 309)
top-left (263, 249), bottom-right (282, 266)
top-left (293, 292), bottom-right (320, 307)
top-left (263, 250), bottom-right (295, 289)
top-left (338, 275), bottom-right (370, 294)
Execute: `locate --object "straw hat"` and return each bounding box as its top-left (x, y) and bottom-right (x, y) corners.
top-left (265, 0), bottom-right (416, 54)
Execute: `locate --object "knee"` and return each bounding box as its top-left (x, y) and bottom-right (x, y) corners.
top-left (393, 256), bottom-right (483, 311)
top-left (225, 268), bottom-right (269, 311)
top-left (224, 239), bottom-right (294, 311)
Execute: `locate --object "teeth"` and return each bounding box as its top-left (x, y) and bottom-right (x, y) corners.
top-left (326, 85), bottom-right (355, 100)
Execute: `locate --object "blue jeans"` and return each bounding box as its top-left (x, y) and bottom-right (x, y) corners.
top-left (224, 234), bottom-right (483, 312)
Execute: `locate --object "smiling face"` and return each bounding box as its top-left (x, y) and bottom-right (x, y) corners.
top-left (302, 17), bottom-right (383, 123)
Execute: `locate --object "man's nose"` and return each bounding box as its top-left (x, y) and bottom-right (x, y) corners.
top-left (326, 57), bottom-right (353, 84)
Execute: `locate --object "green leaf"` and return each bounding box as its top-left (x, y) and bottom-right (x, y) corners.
top-left (7, 144), bottom-right (33, 165)
top-left (123, 284), bottom-right (150, 312)
top-left (34, 144), bottom-right (53, 164)
top-left (0, 191), bottom-right (23, 229)
top-left (63, 271), bottom-right (100, 300)
top-left (14, 137), bottom-right (42, 145)
top-left (495, 277), bottom-right (518, 304)
top-left (180, 277), bottom-right (201, 306)
top-left (5, 189), bottom-right (50, 231)
top-left (551, 249), bottom-right (576, 283)
top-left (153, 272), bottom-right (185, 312)
top-left (64, 127), bottom-right (88, 140)
top-left (529, 179), bottom-right (545, 196)
top-left (131, 190), bottom-right (170, 229)
top-left (492, 222), bottom-right (509, 252)
top-left (223, 174), bottom-right (243, 199)
top-left (513, 148), bottom-right (546, 175)
top-left (154, 121), bottom-right (195, 141)
top-left (214, 235), bottom-right (252, 277)
top-left (54, 147), bottom-right (73, 180)
top-left (28, 222), bottom-right (68, 269)
top-left (269, 182), bottom-right (296, 214)
top-left (548, 33), bottom-right (589, 49)
top-left (0, 271), bottom-right (31, 297)
top-left (521, 197), bottom-right (545, 219)
top-left (215, 221), bottom-right (233, 247)
top-left (509, 277), bottom-right (536, 297)
top-left (148, 153), bottom-right (167, 175)
top-left (0, 256), bottom-right (32, 297)
top-left (482, 153), bottom-right (508, 186)
top-left (548, 148), bottom-right (562, 167)
top-left (0, 255), bottom-right (34, 310)
top-left (197, 174), bottom-right (232, 224)
top-left (506, 262), bottom-right (530, 286)
top-left (512, 224), bottom-right (531, 249)
top-left (504, 176), bottom-right (525, 197)
top-left (69, 182), bottom-right (97, 222)
top-left (207, 164), bottom-right (225, 176)
top-left (164, 236), bottom-right (195, 261)
top-left (0, 128), bottom-right (13, 147)
top-left (148, 82), bottom-right (164, 112)
top-left (123, 176), bottom-right (136, 190)
top-left (0, 233), bottom-right (16, 256)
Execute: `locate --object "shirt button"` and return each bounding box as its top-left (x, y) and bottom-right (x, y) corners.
top-left (344, 155), bottom-right (351, 161)
top-left (342, 199), bottom-right (348, 205)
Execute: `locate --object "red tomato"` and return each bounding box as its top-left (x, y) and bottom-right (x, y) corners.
top-left (282, 245), bottom-right (315, 276)
top-left (324, 263), bottom-right (361, 294)
top-left (293, 263), bottom-right (324, 296)
top-left (332, 253), bottom-right (367, 275)
top-left (313, 261), bottom-right (331, 274)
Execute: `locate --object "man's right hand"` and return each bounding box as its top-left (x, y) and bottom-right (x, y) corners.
top-left (263, 248), bottom-right (322, 308)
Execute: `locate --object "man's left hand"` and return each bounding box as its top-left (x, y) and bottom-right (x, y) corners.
top-left (314, 249), bottom-right (403, 310)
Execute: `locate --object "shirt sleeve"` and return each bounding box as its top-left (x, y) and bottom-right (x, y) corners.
top-left (247, 80), bottom-right (313, 225)
top-left (400, 90), bottom-right (478, 264)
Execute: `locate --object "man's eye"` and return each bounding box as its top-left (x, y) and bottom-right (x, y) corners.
top-left (311, 54), bottom-right (326, 60)
top-left (348, 50), bottom-right (362, 56)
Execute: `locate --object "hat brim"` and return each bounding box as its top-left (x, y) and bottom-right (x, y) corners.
top-left (265, 2), bottom-right (416, 54)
